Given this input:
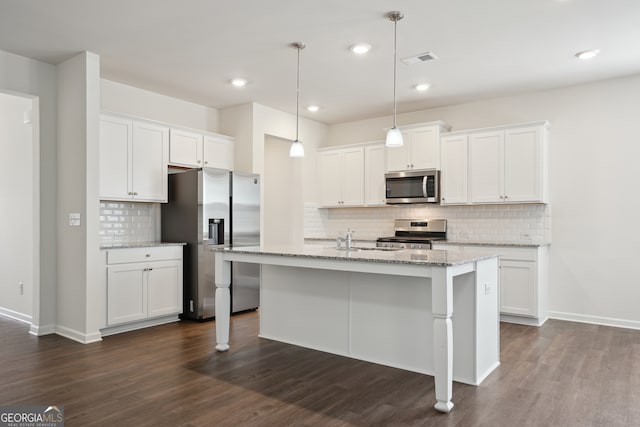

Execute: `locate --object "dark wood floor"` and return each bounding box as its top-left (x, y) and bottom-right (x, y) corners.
top-left (1, 313), bottom-right (639, 427)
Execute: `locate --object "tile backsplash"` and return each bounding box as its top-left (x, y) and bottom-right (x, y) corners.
top-left (304, 203), bottom-right (551, 244)
top-left (99, 201), bottom-right (160, 245)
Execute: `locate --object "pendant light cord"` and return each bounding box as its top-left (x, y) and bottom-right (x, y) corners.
top-left (296, 45), bottom-right (300, 141)
top-left (393, 17), bottom-right (397, 128)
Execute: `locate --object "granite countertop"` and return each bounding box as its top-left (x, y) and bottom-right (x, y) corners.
top-left (100, 242), bottom-right (187, 250)
top-left (304, 238), bottom-right (550, 248)
top-left (217, 244), bottom-right (499, 267)
top-left (434, 240), bottom-right (550, 248)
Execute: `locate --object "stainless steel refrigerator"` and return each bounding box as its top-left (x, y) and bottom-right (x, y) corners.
top-left (161, 168), bottom-right (260, 320)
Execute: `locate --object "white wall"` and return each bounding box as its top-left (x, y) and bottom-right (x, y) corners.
top-left (0, 49), bottom-right (57, 334)
top-left (101, 79), bottom-right (219, 132)
top-left (220, 103), bottom-right (328, 245)
top-left (324, 73), bottom-right (640, 329)
top-left (264, 136), bottom-right (303, 247)
top-left (0, 92), bottom-right (34, 320)
top-left (56, 52), bottom-right (102, 343)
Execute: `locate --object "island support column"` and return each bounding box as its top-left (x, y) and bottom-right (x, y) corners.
top-left (215, 253), bottom-right (231, 351)
top-left (432, 266), bottom-right (454, 413)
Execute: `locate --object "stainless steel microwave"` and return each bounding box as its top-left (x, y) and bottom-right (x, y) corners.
top-left (385, 169), bottom-right (440, 204)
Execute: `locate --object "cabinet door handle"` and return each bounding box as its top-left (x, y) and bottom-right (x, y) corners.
top-left (197, 160), bottom-right (201, 163)
top-left (204, 161), bottom-right (208, 165)
top-left (145, 254), bottom-right (151, 257)
top-left (148, 268), bottom-right (153, 271)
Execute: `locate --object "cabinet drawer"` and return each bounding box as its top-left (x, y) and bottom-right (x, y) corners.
top-left (107, 246), bottom-right (182, 264)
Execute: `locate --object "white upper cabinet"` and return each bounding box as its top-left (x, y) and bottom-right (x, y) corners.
top-left (169, 129), bottom-right (203, 167)
top-left (100, 114), bottom-right (169, 202)
top-left (364, 143), bottom-right (386, 206)
top-left (440, 121), bottom-right (549, 205)
top-left (100, 115), bottom-right (131, 200)
top-left (318, 146), bottom-right (364, 207)
top-left (440, 134), bottom-right (469, 205)
top-left (169, 128), bottom-right (234, 170)
top-left (203, 134), bottom-right (234, 169)
top-left (469, 131), bottom-right (504, 203)
top-left (385, 121), bottom-right (450, 172)
top-left (503, 127), bottom-right (543, 202)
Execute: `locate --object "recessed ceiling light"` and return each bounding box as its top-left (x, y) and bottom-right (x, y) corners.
top-left (230, 78), bottom-right (248, 87)
top-left (575, 49), bottom-right (600, 60)
top-left (307, 105), bottom-right (319, 112)
top-left (350, 43), bottom-right (372, 54)
top-left (415, 83), bottom-right (431, 91)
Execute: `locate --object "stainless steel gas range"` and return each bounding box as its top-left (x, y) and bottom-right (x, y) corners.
top-left (376, 219), bottom-right (447, 249)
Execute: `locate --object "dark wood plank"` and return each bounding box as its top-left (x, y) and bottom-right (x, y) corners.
top-left (1, 314), bottom-right (639, 426)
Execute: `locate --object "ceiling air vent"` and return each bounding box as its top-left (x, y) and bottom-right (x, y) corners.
top-left (401, 51), bottom-right (439, 66)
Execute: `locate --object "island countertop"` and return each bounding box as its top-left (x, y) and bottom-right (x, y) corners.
top-left (214, 243), bottom-right (501, 413)
top-left (219, 244), bottom-right (498, 267)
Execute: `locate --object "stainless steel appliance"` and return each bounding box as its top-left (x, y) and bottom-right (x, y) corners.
top-left (376, 219), bottom-right (447, 249)
top-left (161, 168), bottom-right (260, 320)
top-left (385, 169), bottom-right (440, 204)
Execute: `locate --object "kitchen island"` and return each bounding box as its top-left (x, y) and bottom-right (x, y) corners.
top-left (214, 245), bottom-right (500, 413)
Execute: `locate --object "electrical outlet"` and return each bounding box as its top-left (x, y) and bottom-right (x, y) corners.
top-left (18, 282), bottom-right (24, 295)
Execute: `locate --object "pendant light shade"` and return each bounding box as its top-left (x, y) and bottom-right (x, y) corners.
top-left (385, 126), bottom-right (403, 148)
top-left (289, 140), bottom-right (304, 158)
top-left (385, 11), bottom-right (404, 148)
top-left (290, 42), bottom-right (306, 158)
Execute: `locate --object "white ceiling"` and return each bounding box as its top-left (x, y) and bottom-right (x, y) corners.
top-left (1, 0), bottom-right (639, 124)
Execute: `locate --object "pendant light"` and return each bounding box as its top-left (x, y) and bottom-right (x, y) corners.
top-left (385, 11), bottom-right (404, 148)
top-left (289, 42), bottom-right (306, 158)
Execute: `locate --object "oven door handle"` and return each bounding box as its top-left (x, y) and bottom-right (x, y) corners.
top-left (422, 176), bottom-right (428, 198)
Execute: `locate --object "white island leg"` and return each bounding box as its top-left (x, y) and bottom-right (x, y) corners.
top-left (215, 252), bottom-right (231, 352)
top-left (432, 267), bottom-right (454, 413)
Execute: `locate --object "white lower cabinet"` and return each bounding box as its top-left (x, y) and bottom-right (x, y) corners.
top-left (499, 259), bottom-right (536, 317)
top-left (432, 243), bottom-right (548, 326)
top-left (105, 246), bottom-right (183, 328)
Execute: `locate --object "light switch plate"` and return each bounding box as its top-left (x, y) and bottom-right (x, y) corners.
top-left (69, 213), bottom-right (81, 227)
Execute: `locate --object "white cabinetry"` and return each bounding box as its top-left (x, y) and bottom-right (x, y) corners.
top-left (386, 121), bottom-right (450, 172)
top-left (440, 134), bottom-right (468, 205)
top-left (469, 124), bottom-right (547, 204)
top-left (364, 143), bottom-right (386, 206)
top-left (432, 244), bottom-right (548, 326)
top-left (439, 121), bottom-right (548, 206)
top-left (318, 146), bottom-right (364, 207)
top-left (169, 129), bottom-right (202, 167)
top-left (100, 114), bottom-right (169, 202)
top-left (105, 246), bottom-right (183, 327)
top-left (169, 128), bottom-right (233, 170)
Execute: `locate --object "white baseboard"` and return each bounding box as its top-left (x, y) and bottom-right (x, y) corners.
top-left (0, 307), bottom-right (32, 324)
top-left (548, 311), bottom-right (640, 331)
top-left (500, 314), bottom-right (546, 327)
top-left (100, 315), bottom-right (180, 337)
top-left (29, 323), bottom-right (55, 336)
top-left (54, 325), bottom-right (103, 344)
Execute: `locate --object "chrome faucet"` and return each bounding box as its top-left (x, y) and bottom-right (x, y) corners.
top-left (346, 228), bottom-right (354, 249)
top-left (336, 234), bottom-right (345, 249)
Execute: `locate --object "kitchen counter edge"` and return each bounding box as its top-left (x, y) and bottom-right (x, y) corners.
top-left (216, 245), bottom-right (499, 267)
top-left (304, 238), bottom-right (550, 248)
top-left (100, 242), bottom-right (187, 250)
